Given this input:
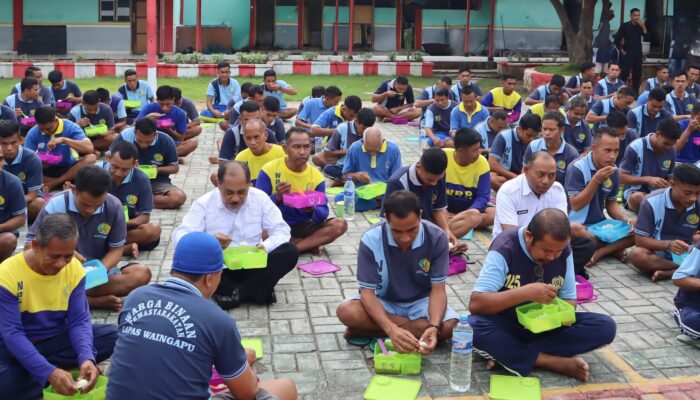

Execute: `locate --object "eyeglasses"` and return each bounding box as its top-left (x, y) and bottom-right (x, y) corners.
top-left (534, 265), bottom-right (544, 283)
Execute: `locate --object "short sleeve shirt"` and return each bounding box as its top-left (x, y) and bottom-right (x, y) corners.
top-left (235, 144), bottom-right (286, 182)
top-left (617, 129), bottom-right (639, 166)
top-left (381, 164), bottom-right (447, 223)
top-left (26, 191), bottom-right (126, 261)
top-left (262, 80), bottom-right (290, 109)
top-left (103, 162), bottom-right (154, 219)
top-left (374, 80), bottom-right (415, 109)
top-left (449, 102), bottom-right (490, 131)
top-left (136, 103), bottom-right (188, 134)
top-left (565, 152), bottom-right (620, 225)
top-left (676, 119), bottom-right (700, 163)
top-left (665, 91), bottom-right (697, 116)
top-left (218, 125), bottom-right (278, 161)
top-left (297, 97), bottom-right (332, 123)
top-left (325, 121), bottom-right (362, 166)
top-left (118, 80), bottom-right (154, 109)
top-left (179, 97), bottom-right (200, 122)
top-left (0, 171), bottom-right (26, 224)
top-left (425, 101), bottom-right (456, 133)
top-left (343, 140), bottom-right (402, 183)
top-left (522, 138), bottom-right (580, 186)
top-left (626, 105), bottom-right (674, 137)
top-left (313, 105), bottom-right (347, 130)
top-left (3, 146), bottom-right (43, 194)
top-left (110, 128), bottom-right (179, 183)
top-left (619, 134), bottom-right (676, 196)
top-left (563, 113), bottom-right (591, 153)
top-left (357, 220), bottom-right (449, 302)
top-left (24, 118), bottom-right (87, 167)
top-left (106, 278), bottom-right (248, 399)
top-left (635, 188), bottom-right (700, 242)
top-left (489, 128), bottom-right (528, 174)
top-left (443, 148), bottom-right (490, 213)
top-left (207, 78), bottom-right (242, 107)
top-left (473, 118), bottom-right (499, 149)
top-left (68, 104), bottom-right (116, 130)
top-left (52, 81), bottom-right (82, 102)
top-left (594, 78), bottom-right (623, 97)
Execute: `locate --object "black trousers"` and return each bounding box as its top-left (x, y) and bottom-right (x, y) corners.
top-left (620, 51), bottom-right (642, 95)
top-left (216, 242), bottom-right (299, 303)
top-left (571, 236), bottom-right (596, 278)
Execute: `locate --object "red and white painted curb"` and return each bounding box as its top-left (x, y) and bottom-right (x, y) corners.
top-left (0, 61), bottom-right (434, 79)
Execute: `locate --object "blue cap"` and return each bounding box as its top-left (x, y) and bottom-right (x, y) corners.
top-left (171, 232), bottom-right (225, 274)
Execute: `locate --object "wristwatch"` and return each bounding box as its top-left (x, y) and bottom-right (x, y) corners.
top-left (427, 323), bottom-right (441, 332)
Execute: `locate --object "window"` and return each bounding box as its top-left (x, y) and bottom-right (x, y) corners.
top-left (100, 0), bottom-right (130, 22)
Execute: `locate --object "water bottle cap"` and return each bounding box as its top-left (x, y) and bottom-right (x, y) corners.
top-left (459, 314), bottom-right (469, 323)
top-left (346, 177), bottom-right (352, 181)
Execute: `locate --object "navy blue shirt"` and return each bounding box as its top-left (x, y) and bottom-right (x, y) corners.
top-left (665, 92), bottom-right (697, 116)
top-left (382, 164), bottom-right (447, 223)
top-left (106, 278), bottom-right (248, 400)
top-left (51, 80), bottom-right (82, 102)
top-left (473, 118), bottom-right (499, 149)
top-left (0, 105), bottom-right (17, 123)
top-left (590, 97), bottom-right (630, 128)
top-left (635, 188), bottom-right (700, 243)
top-left (676, 119), bottom-right (700, 163)
top-left (424, 101), bottom-right (457, 134)
top-left (672, 243), bottom-right (700, 309)
top-left (626, 105), bottom-right (674, 137)
top-left (563, 113), bottom-right (591, 153)
top-left (3, 146), bottom-right (43, 195)
top-left (594, 77), bottom-right (623, 97)
top-left (619, 134), bottom-right (676, 198)
top-left (136, 103), bottom-right (188, 135)
top-left (617, 129), bottom-right (639, 166)
top-left (68, 104), bottom-right (116, 130)
top-left (523, 138), bottom-right (580, 186)
top-left (357, 220), bottom-right (449, 303)
top-left (110, 128), bottom-right (179, 183)
top-left (565, 152), bottom-right (620, 225)
top-left (375, 79), bottom-right (415, 109)
top-left (3, 93), bottom-right (43, 120)
top-left (0, 171), bottom-right (26, 225)
top-left (103, 162), bottom-right (154, 219)
top-left (490, 128), bottom-right (529, 174)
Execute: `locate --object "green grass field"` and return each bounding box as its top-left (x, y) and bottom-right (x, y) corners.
top-left (0, 75), bottom-right (526, 103)
top-left (533, 63), bottom-right (580, 76)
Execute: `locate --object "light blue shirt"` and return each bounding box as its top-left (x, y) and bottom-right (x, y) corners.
top-left (262, 80), bottom-right (291, 109)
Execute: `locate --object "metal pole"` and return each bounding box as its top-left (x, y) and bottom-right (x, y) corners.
top-left (195, 0), bottom-right (202, 52)
top-left (488, 0), bottom-right (496, 60)
top-left (147, 0), bottom-right (158, 90)
top-left (465, 0), bottom-right (472, 54)
top-left (298, 0), bottom-right (304, 49)
top-left (180, 0), bottom-right (184, 25)
top-left (619, 0), bottom-right (625, 29)
top-left (333, 0), bottom-right (340, 52)
top-left (349, 0), bottom-right (355, 55)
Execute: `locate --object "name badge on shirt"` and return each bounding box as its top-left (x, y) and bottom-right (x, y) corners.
top-left (517, 210), bottom-right (528, 215)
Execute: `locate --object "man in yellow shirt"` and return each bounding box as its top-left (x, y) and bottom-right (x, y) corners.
top-left (525, 95), bottom-right (563, 119)
top-left (445, 128), bottom-right (494, 238)
top-left (481, 73), bottom-right (523, 124)
top-left (256, 128), bottom-right (348, 254)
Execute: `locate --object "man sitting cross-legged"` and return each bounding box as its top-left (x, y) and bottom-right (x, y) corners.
top-left (262, 69), bottom-right (298, 120)
top-left (104, 141), bottom-right (161, 254)
top-left (336, 190), bottom-right (458, 354)
top-left (97, 88), bottom-right (127, 132)
top-left (295, 85), bottom-right (342, 131)
top-left (173, 87), bottom-right (203, 144)
top-left (566, 127), bottom-right (635, 267)
top-left (423, 88), bottom-right (458, 148)
top-left (67, 90), bottom-right (117, 154)
top-left (469, 209), bottom-right (617, 381)
top-left (173, 161), bottom-right (300, 310)
top-left (117, 69), bottom-right (154, 123)
top-left (4, 77), bottom-right (44, 134)
top-left (256, 127), bottom-right (348, 254)
top-left (202, 62), bottom-right (241, 120)
top-left (672, 244), bottom-right (700, 342)
top-left (0, 120), bottom-right (45, 222)
top-left (137, 85), bottom-right (198, 158)
top-left (445, 128), bottom-right (494, 239)
top-left (372, 75), bottom-right (422, 122)
top-left (24, 106), bottom-right (96, 191)
top-left (0, 142), bottom-right (25, 262)
top-left (0, 214), bottom-right (117, 400)
top-left (26, 165), bottom-right (152, 311)
top-left (628, 164), bottom-right (700, 281)
top-left (310, 95), bottom-right (362, 145)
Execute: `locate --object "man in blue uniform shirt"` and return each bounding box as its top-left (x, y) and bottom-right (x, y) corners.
top-left (594, 63), bottom-right (624, 100)
top-left (337, 191), bottom-right (458, 354)
top-left (4, 77), bottom-right (44, 132)
top-left (0, 120), bottom-right (44, 222)
top-left (525, 74), bottom-right (569, 106)
top-left (47, 70), bottom-right (82, 113)
top-left (97, 88), bottom-right (127, 132)
top-left (295, 86), bottom-right (342, 130)
top-left (262, 69), bottom-right (298, 120)
top-left (489, 114), bottom-right (541, 190)
top-left (310, 95), bottom-right (362, 139)
top-left (117, 69), bottom-right (154, 121)
top-left (203, 62), bottom-right (241, 119)
top-left (315, 108), bottom-right (375, 180)
top-left (627, 88), bottom-right (674, 137)
top-left (565, 62), bottom-right (596, 95)
top-left (137, 85), bottom-right (197, 158)
top-left (372, 75), bottom-right (421, 122)
top-left (9, 66), bottom-right (53, 106)
top-left (473, 110), bottom-right (509, 153)
top-left (585, 86), bottom-right (635, 128)
top-left (0, 151), bottom-right (26, 261)
top-left (672, 243), bottom-right (700, 341)
top-left (563, 96), bottom-right (592, 154)
top-left (675, 104), bottom-right (700, 163)
top-left (523, 112), bottom-right (579, 186)
top-left (452, 67), bottom-right (482, 99)
top-left (666, 71), bottom-right (697, 120)
top-left (106, 231), bottom-right (297, 400)
top-left (110, 118), bottom-right (186, 210)
top-left (450, 86), bottom-right (490, 132)
top-left (469, 209), bottom-right (616, 381)
top-left (68, 90), bottom-right (116, 153)
top-left (422, 88), bottom-right (457, 148)
top-left (24, 107), bottom-right (96, 191)
top-left (620, 118), bottom-right (681, 212)
top-left (606, 111), bottom-right (639, 166)
top-left (628, 164), bottom-right (700, 281)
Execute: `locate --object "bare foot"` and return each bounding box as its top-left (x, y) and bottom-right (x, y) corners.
top-left (88, 295), bottom-right (123, 312)
top-left (208, 155), bottom-right (219, 165)
top-left (613, 249), bottom-right (627, 263)
top-left (129, 243), bottom-right (140, 259)
top-left (652, 269), bottom-right (674, 282)
top-left (539, 355), bottom-right (589, 381)
top-left (343, 327), bottom-right (352, 341)
top-left (584, 250), bottom-right (602, 268)
top-left (311, 246), bottom-right (323, 256)
top-left (178, 157), bottom-right (186, 165)
top-left (486, 360), bottom-right (496, 370)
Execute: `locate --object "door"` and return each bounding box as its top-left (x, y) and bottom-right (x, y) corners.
top-left (131, 0), bottom-right (160, 54)
top-left (354, 2), bottom-right (373, 50)
top-left (256, 0), bottom-right (275, 49)
top-left (304, 0), bottom-right (323, 48)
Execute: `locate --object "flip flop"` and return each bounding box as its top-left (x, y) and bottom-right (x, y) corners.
top-left (347, 336), bottom-right (372, 347)
top-left (369, 337), bottom-right (390, 352)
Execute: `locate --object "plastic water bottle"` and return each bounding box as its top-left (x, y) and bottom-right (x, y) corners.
top-left (314, 136), bottom-right (323, 154)
top-left (449, 314), bottom-right (473, 392)
top-left (343, 178), bottom-right (355, 221)
top-left (419, 128), bottom-right (428, 152)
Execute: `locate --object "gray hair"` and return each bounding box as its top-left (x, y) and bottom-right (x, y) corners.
top-left (35, 214), bottom-right (78, 247)
top-left (363, 126), bottom-right (383, 141)
top-left (242, 118), bottom-right (267, 133)
top-left (217, 160), bottom-right (251, 184)
top-left (568, 96), bottom-right (587, 110)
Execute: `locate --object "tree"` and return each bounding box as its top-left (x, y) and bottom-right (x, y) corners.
top-left (550, 0), bottom-right (614, 65)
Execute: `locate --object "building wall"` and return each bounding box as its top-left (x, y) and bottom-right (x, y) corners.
top-left (374, 7), bottom-right (396, 52)
top-left (0, 0), bottom-right (12, 51)
top-left (181, 0), bottom-right (250, 50)
top-left (275, 5), bottom-right (298, 49)
top-left (322, 5), bottom-right (349, 50)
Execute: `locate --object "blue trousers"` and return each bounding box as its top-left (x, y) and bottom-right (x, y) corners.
top-left (0, 324), bottom-right (118, 400)
top-left (675, 306), bottom-right (700, 339)
top-left (470, 312), bottom-right (616, 376)
top-left (322, 164), bottom-right (344, 182)
top-left (334, 193), bottom-right (381, 212)
top-left (200, 104), bottom-right (227, 118)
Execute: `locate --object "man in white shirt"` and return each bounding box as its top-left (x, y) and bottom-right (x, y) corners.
top-left (172, 161), bottom-right (299, 310)
top-left (494, 151), bottom-right (595, 275)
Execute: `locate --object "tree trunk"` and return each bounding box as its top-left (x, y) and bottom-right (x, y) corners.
top-left (550, 0), bottom-right (599, 64)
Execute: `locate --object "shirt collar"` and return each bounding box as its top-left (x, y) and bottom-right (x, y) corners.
top-left (605, 77), bottom-right (618, 85)
top-left (53, 118), bottom-right (65, 135)
top-left (408, 163), bottom-right (423, 186)
top-left (102, 161), bottom-right (134, 184)
top-left (458, 101), bottom-right (483, 116)
top-left (645, 134), bottom-right (655, 151)
top-left (517, 226), bottom-right (536, 263)
top-left (163, 277), bottom-right (203, 297)
top-left (520, 175), bottom-right (534, 196)
top-left (385, 221), bottom-right (425, 250)
top-left (584, 152), bottom-right (598, 172)
top-left (671, 90), bottom-right (685, 100)
top-left (67, 190), bottom-right (104, 214)
top-left (563, 112), bottom-right (583, 127)
top-left (5, 146), bottom-right (24, 166)
top-left (664, 187), bottom-right (696, 212)
top-left (334, 104), bottom-right (344, 120)
top-left (362, 140), bottom-right (388, 153)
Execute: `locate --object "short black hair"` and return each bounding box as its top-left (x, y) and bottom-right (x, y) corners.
top-left (656, 64), bottom-right (669, 73)
top-left (217, 61), bottom-right (230, 70)
top-left (263, 96), bottom-right (280, 113)
top-left (21, 77), bottom-right (39, 92)
top-left (542, 110), bottom-right (565, 128)
top-left (673, 163), bottom-right (700, 186)
top-left (383, 190), bottom-right (422, 219)
top-left (527, 208), bottom-right (571, 245)
top-left (439, 76), bottom-right (453, 85)
top-left (240, 101), bottom-right (260, 114)
top-left (48, 70), bottom-right (63, 84)
top-left (550, 74), bottom-right (566, 87)
top-left (285, 126), bottom-right (310, 142)
top-left (630, 7), bottom-right (640, 13)
top-left (491, 110), bottom-right (508, 121)
top-left (606, 111), bottom-right (628, 128)
top-left (248, 85), bottom-right (264, 98)
top-left (419, 147), bottom-right (448, 175)
top-left (0, 120), bottom-right (19, 138)
top-left (580, 77), bottom-right (594, 86)
top-left (458, 67), bottom-right (472, 74)
top-left (344, 95), bottom-right (362, 112)
top-left (648, 88), bottom-right (667, 102)
top-left (24, 66), bottom-right (40, 77)
top-left (674, 71), bottom-right (688, 80)
top-left (395, 75), bottom-right (409, 85)
top-left (218, 160), bottom-right (251, 184)
top-left (657, 118), bottom-right (682, 140)
top-left (593, 126), bottom-right (620, 143)
top-left (519, 113), bottom-right (542, 131)
top-left (435, 88), bottom-right (451, 98)
top-left (356, 108), bottom-right (375, 127)
top-left (263, 69), bottom-right (277, 79)
top-left (687, 65), bottom-right (700, 73)
top-left (75, 164), bottom-right (111, 197)
top-left (134, 118), bottom-right (157, 135)
top-left (312, 86), bottom-right (327, 98)
top-left (240, 82), bottom-right (254, 96)
top-left (156, 85), bottom-right (176, 101)
top-left (82, 90), bottom-right (99, 105)
top-left (124, 68), bottom-right (137, 78)
top-left (96, 88), bottom-right (110, 102)
top-left (501, 72), bottom-right (516, 81)
top-left (172, 87), bottom-right (182, 101)
top-left (617, 86), bottom-right (636, 98)
top-left (543, 94), bottom-right (562, 107)
top-left (453, 128), bottom-right (482, 149)
top-left (111, 140), bottom-right (139, 162)
top-left (580, 62), bottom-right (596, 73)
top-left (325, 86), bottom-right (342, 98)
top-left (461, 86), bottom-right (476, 97)
top-left (34, 106), bottom-right (56, 124)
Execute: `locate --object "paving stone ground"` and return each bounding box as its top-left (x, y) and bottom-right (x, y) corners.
top-left (23, 109), bottom-right (700, 399)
